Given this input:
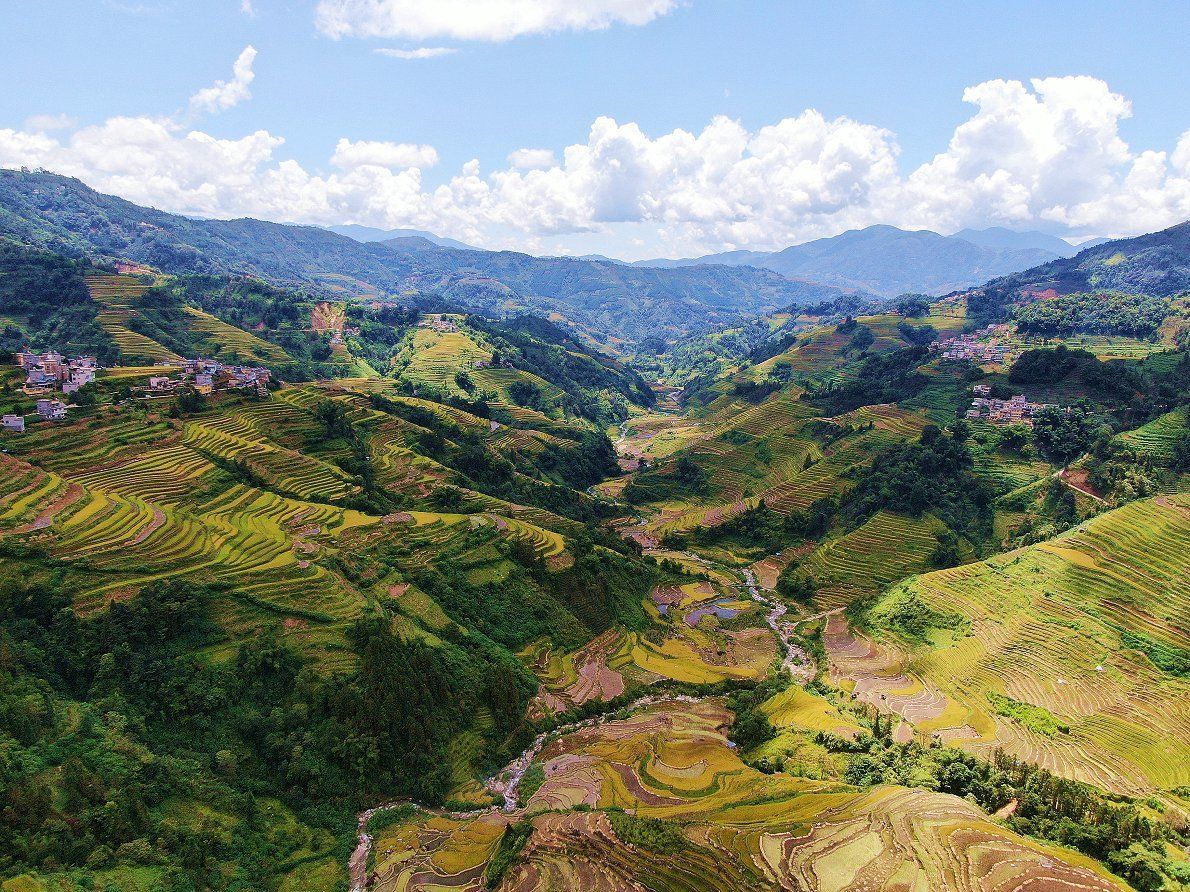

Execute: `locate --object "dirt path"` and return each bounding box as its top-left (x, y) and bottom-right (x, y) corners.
top-left (1055, 464), bottom-right (1106, 504)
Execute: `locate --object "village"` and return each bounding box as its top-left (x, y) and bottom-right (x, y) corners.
top-left (930, 324), bottom-right (1015, 365)
top-left (964, 383), bottom-right (1055, 426)
top-left (2, 348), bottom-right (271, 432)
top-left (142, 357), bottom-right (271, 397)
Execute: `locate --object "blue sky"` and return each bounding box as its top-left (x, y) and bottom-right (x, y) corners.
top-left (1, 1), bottom-right (1188, 258)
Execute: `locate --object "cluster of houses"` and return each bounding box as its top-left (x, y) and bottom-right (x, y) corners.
top-left (2, 351), bottom-right (272, 434)
top-left (965, 384), bottom-right (1055, 426)
top-left (419, 314), bottom-right (459, 333)
top-left (17, 350), bottom-right (98, 395)
top-left (145, 358), bottom-right (270, 396)
top-left (931, 326), bottom-right (1014, 365)
top-left (2, 350), bottom-right (102, 430)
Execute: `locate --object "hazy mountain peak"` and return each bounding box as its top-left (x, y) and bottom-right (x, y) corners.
top-left (953, 226), bottom-right (1082, 258)
top-left (325, 223), bottom-right (477, 251)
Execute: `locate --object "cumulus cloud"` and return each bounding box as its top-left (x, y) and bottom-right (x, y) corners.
top-left (331, 138), bottom-right (439, 169)
top-left (315, 0), bottom-right (680, 41)
top-left (2, 75), bottom-right (1188, 256)
top-left (240, 0), bottom-right (256, 16)
top-left (508, 148), bottom-right (557, 170)
top-left (374, 47), bottom-right (457, 60)
top-left (189, 46), bottom-right (257, 114)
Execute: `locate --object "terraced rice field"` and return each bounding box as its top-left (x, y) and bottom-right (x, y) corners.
top-left (800, 510), bottom-right (945, 608)
top-left (368, 700), bottom-right (1126, 892)
top-left (970, 445), bottom-right (1051, 492)
top-left (837, 495), bottom-right (1190, 798)
top-left (857, 309), bottom-right (969, 353)
top-left (88, 275), bottom-right (297, 366)
top-left (525, 583), bottom-right (774, 714)
top-left (86, 275), bottom-right (182, 363)
top-left (0, 389), bottom-right (578, 666)
top-left (753, 326), bottom-right (854, 385)
top-left (760, 420), bottom-right (910, 516)
top-left (1116, 408), bottom-right (1187, 463)
top-left (471, 367), bottom-right (565, 404)
top-left (184, 412), bottom-right (359, 503)
top-left (181, 306), bottom-right (293, 364)
top-left (0, 451), bottom-right (374, 657)
top-left (400, 328), bottom-right (493, 391)
top-left (629, 400), bottom-right (930, 540)
top-left (1005, 332), bottom-right (1174, 361)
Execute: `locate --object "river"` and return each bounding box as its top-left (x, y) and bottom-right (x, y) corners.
top-left (347, 559), bottom-right (810, 891)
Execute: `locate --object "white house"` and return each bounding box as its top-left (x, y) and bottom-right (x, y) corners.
top-left (2, 414), bottom-right (25, 432)
top-left (36, 399), bottom-right (67, 421)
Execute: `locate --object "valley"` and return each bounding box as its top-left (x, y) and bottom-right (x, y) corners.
top-left (0, 183), bottom-right (1187, 892)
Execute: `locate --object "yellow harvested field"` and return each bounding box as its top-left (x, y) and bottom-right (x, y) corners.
top-left (373, 700), bottom-right (1128, 892)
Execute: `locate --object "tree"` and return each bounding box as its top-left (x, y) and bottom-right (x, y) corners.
top-left (896, 295), bottom-right (932, 317)
top-left (172, 386), bottom-right (207, 416)
top-left (998, 425), bottom-right (1030, 453)
top-left (1032, 406), bottom-right (1094, 467)
top-left (730, 709), bottom-right (776, 750)
top-left (849, 325), bottom-right (875, 352)
top-left (1172, 431), bottom-right (1190, 472)
top-left (931, 530), bottom-right (961, 568)
top-left (776, 571), bottom-right (817, 601)
top-left (897, 321), bottom-right (937, 346)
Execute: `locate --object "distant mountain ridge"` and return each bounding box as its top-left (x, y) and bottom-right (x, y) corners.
top-left (952, 226), bottom-right (1081, 257)
top-left (632, 225), bottom-right (1076, 296)
top-left (324, 223), bottom-right (478, 251)
top-left (0, 168), bottom-right (864, 342)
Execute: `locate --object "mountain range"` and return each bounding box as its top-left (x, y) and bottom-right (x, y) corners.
top-left (0, 169), bottom-right (866, 342)
top-left (0, 168), bottom-right (1180, 346)
top-left (982, 220), bottom-right (1190, 297)
top-left (629, 224), bottom-right (1097, 296)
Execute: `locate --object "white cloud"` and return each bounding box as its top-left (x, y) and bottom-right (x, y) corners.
top-left (240, 0), bottom-right (256, 16)
top-left (508, 148), bottom-right (556, 170)
top-left (189, 46), bottom-right (257, 115)
top-left (331, 138), bottom-right (439, 169)
top-left (23, 114), bottom-right (77, 132)
top-left (2, 75), bottom-right (1188, 256)
top-left (374, 47), bottom-right (457, 60)
top-left (314, 0), bottom-right (680, 41)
